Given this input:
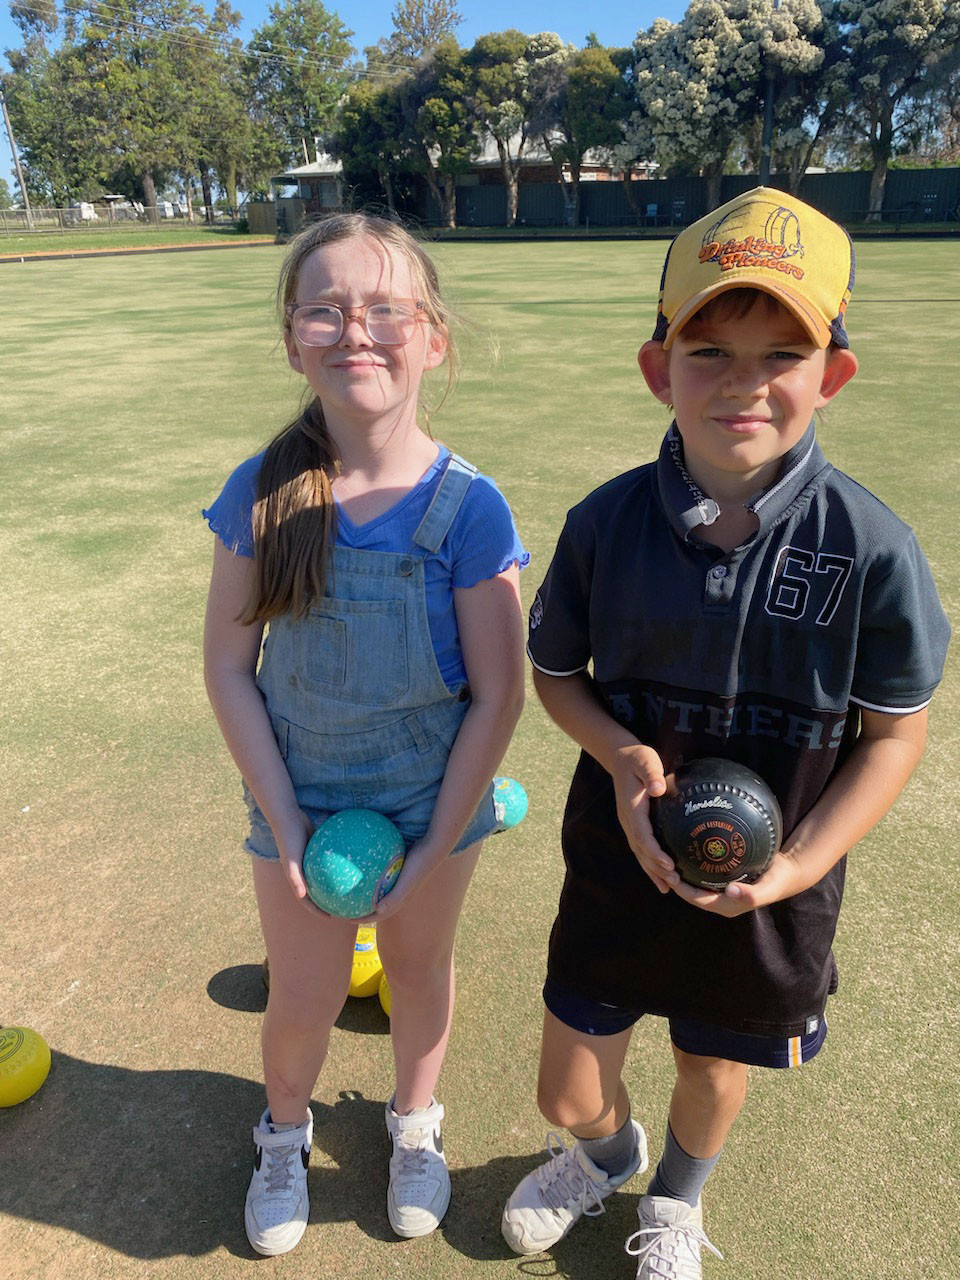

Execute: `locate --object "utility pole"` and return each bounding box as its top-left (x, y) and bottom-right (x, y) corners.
top-left (0, 86), bottom-right (34, 229)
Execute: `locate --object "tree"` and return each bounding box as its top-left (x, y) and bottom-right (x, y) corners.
top-left (628, 1), bottom-right (823, 206)
top-left (247, 0), bottom-right (354, 167)
top-left (467, 29), bottom-right (567, 227)
top-left (827, 0), bottom-right (960, 216)
top-left (390, 0), bottom-right (461, 61)
top-left (403, 36), bottom-right (477, 227)
top-left (0, 176), bottom-right (14, 208)
top-left (64, 0), bottom-right (212, 211)
top-left (529, 42), bottom-right (628, 225)
top-left (333, 76), bottom-right (410, 213)
top-left (2, 13), bottom-right (105, 204)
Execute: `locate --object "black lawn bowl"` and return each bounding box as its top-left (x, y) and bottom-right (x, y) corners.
top-left (651, 758), bottom-right (782, 891)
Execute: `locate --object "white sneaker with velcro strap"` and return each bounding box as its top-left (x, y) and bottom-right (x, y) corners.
top-left (625, 1195), bottom-right (723, 1279)
top-left (385, 1097), bottom-right (451, 1237)
top-left (244, 1108), bottom-right (313, 1256)
top-left (501, 1121), bottom-right (649, 1254)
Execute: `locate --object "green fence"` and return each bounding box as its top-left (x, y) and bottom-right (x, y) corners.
top-left (424, 167), bottom-right (960, 229)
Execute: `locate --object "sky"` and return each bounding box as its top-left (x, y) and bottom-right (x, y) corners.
top-left (0, 0), bottom-right (688, 198)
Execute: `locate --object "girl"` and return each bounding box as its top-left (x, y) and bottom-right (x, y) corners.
top-left (202, 213), bottom-right (527, 1255)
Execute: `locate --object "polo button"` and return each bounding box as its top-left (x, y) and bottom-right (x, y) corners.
top-left (711, 566), bottom-right (727, 579)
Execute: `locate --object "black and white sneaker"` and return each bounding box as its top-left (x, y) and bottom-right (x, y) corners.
top-left (244, 1108), bottom-right (312, 1256)
top-left (385, 1097), bottom-right (450, 1237)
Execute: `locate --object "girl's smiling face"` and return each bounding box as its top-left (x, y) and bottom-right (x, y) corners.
top-left (639, 292), bottom-right (858, 501)
top-left (284, 235), bottom-right (447, 434)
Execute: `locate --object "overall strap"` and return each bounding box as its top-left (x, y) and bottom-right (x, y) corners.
top-left (412, 453), bottom-right (478, 553)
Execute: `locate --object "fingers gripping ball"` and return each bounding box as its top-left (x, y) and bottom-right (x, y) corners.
top-left (493, 777), bottom-right (528, 831)
top-left (378, 971), bottom-right (391, 1018)
top-left (0, 1027), bottom-right (51, 1107)
top-left (349, 926), bottom-right (384, 998)
top-left (302, 809), bottom-right (406, 919)
top-left (650, 758), bottom-right (782, 891)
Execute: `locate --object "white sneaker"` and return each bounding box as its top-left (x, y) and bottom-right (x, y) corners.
top-left (244, 1109), bottom-right (312, 1256)
top-left (501, 1121), bottom-right (649, 1255)
top-left (626, 1196), bottom-right (723, 1279)
top-left (385, 1097), bottom-right (450, 1237)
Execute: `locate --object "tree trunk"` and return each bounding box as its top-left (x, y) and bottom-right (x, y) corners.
top-left (381, 169), bottom-right (396, 215)
top-left (496, 136), bottom-right (521, 227)
top-left (441, 175), bottom-right (456, 229)
top-left (703, 164), bottom-right (722, 211)
top-left (420, 147), bottom-right (444, 221)
top-left (621, 169), bottom-right (638, 213)
top-left (867, 112), bottom-right (892, 222)
top-left (199, 161), bottom-right (214, 224)
top-left (225, 159), bottom-right (238, 215)
top-left (142, 171), bottom-right (158, 221)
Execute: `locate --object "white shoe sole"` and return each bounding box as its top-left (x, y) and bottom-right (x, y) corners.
top-left (388, 1181), bottom-right (451, 1238)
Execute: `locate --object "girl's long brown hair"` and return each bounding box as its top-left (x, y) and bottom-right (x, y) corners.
top-left (239, 213), bottom-right (455, 624)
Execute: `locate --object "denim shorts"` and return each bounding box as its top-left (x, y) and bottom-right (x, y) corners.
top-left (543, 976), bottom-right (827, 1069)
top-left (243, 701), bottom-right (498, 861)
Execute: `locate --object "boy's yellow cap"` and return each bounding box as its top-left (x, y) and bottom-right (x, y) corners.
top-left (653, 186), bottom-right (855, 349)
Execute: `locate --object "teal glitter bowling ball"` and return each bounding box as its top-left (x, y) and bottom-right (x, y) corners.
top-left (493, 777), bottom-right (528, 831)
top-left (302, 810), bottom-right (406, 918)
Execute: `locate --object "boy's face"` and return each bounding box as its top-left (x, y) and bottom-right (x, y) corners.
top-left (638, 295), bottom-right (858, 500)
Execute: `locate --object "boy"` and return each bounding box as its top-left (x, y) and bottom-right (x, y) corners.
top-left (501, 188), bottom-right (950, 1277)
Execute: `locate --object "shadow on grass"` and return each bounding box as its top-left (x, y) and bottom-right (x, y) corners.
top-left (0, 1052), bottom-right (643, 1268)
top-left (442, 1152), bottom-right (644, 1274)
top-left (206, 962), bottom-right (390, 1035)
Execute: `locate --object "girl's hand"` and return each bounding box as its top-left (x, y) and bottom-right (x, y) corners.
top-left (274, 810), bottom-right (330, 914)
top-left (610, 746), bottom-right (679, 894)
top-left (359, 839), bottom-right (446, 923)
top-left (670, 849), bottom-right (805, 916)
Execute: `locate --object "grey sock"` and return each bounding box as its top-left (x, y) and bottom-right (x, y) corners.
top-left (579, 1114), bottom-right (638, 1179)
top-left (647, 1123), bottom-right (720, 1207)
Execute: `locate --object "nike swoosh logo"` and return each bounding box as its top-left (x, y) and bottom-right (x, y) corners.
top-left (301, 1147), bottom-right (310, 1168)
top-left (433, 1129), bottom-right (443, 1154)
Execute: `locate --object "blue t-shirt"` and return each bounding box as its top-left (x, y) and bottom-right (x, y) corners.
top-left (203, 445), bottom-right (528, 688)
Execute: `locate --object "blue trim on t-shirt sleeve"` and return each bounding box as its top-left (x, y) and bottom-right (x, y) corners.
top-left (202, 451), bottom-right (264, 558)
top-left (449, 473), bottom-right (529, 590)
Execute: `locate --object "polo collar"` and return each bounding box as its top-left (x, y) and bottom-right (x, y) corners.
top-left (656, 421), bottom-right (830, 543)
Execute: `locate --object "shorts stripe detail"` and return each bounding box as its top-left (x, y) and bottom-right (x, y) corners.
top-left (788, 1035), bottom-right (802, 1068)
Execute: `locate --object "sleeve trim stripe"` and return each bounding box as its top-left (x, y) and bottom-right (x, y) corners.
top-left (526, 648), bottom-right (588, 677)
top-left (849, 694), bottom-right (932, 714)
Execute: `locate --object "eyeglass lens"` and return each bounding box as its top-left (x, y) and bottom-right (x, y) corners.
top-left (293, 302), bottom-right (419, 346)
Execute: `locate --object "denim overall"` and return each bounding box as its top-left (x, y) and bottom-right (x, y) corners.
top-left (244, 455), bottom-right (498, 860)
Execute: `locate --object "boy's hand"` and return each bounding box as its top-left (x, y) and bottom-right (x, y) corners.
top-left (610, 745), bottom-right (680, 895)
top-left (670, 850), bottom-right (805, 916)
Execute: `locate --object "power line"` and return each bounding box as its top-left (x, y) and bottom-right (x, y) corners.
top-left (58, 0), bottom-right (418, 79)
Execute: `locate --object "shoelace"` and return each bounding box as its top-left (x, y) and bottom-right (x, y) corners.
top-left (393, 1128), bottom-right (431, 1178)
top-left (262, 1141), bottom-right (299, 1195)
top-left (535, 1132), bottom-right (607, 1218)
top-left (625, 1218), bottom-right (723, 1277)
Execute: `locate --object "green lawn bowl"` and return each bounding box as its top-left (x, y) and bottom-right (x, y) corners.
top-left (302, 809), bottom-right (406, 918)
top-left (493, 776), bottom-right (529, 831)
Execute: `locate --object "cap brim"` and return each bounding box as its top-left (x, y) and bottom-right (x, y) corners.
top-left (663, 277), bottom-right (832, 349)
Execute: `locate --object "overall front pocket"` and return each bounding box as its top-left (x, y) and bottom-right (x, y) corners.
top-left (295, 597), bottom-right (410, 707)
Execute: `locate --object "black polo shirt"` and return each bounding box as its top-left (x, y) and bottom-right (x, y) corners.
top-left (528, 423), bottom-right (950, 1035)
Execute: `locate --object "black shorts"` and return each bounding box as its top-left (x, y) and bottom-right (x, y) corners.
top-left (543, 976), bottom-right (827, 1069)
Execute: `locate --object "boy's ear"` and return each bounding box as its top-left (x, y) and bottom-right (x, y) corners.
top-left (817, 347), bottom-right (858, 406)
top-left (284, 328), bottom-right (304, 374)
top-left (638, 340), bottom-right (672, 405)
top-left (423, 322), bottom-right (448, 371)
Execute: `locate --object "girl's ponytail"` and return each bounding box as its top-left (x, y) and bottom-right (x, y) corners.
top-left (239, 399), bottom-right (339, 623)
